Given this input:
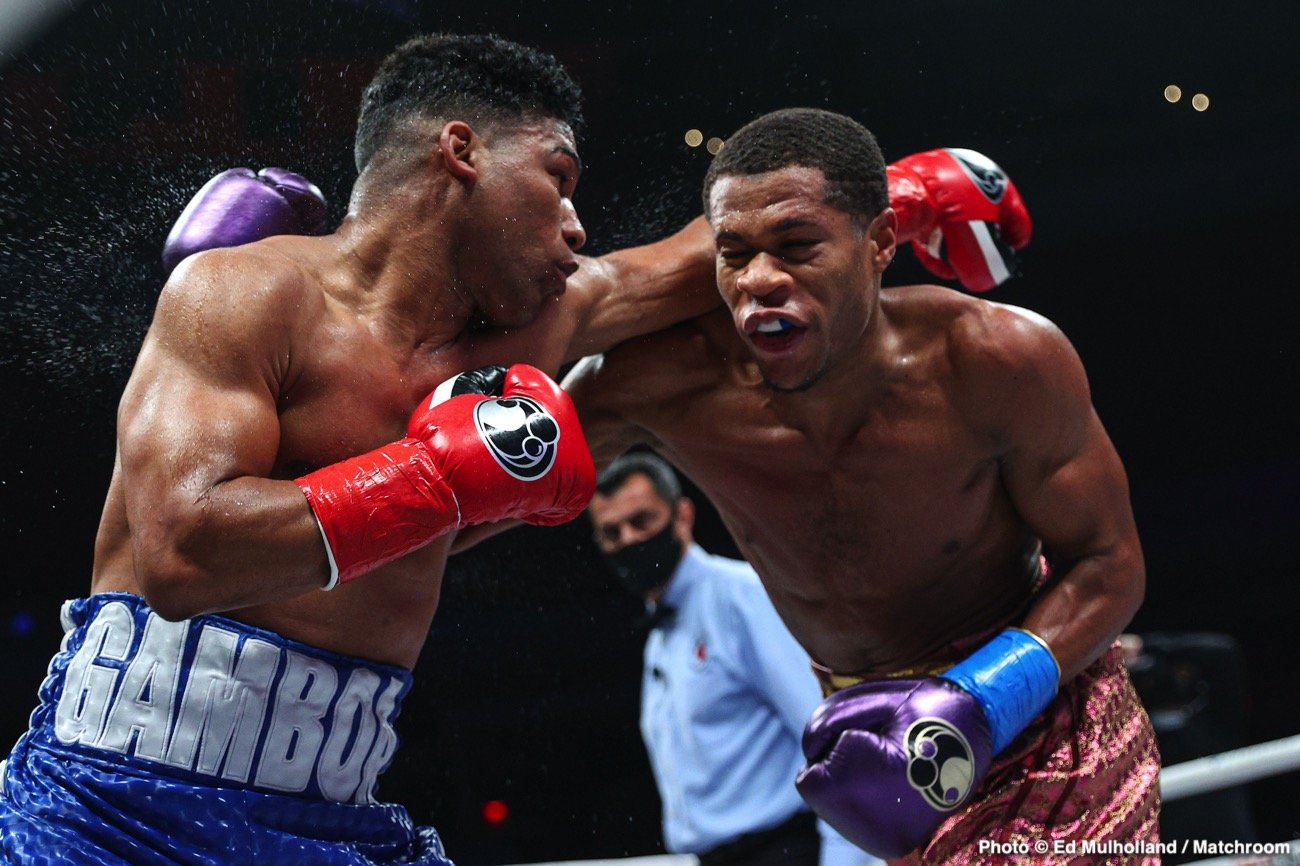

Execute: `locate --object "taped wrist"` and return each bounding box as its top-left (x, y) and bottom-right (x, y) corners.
top-left (940, 627), bottom-right (1061, 754)
top-left (295, 438), bottom-right (461, 589)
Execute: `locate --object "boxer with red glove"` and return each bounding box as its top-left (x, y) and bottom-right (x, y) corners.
top-left (296, 364), bottom-right (596, 589)
top-left (161, 167), bottom-right (329, 275)
top-left (887, 148), bottom-right (1033, 293)
top-left (796, 629), bottom-right (1060, 859)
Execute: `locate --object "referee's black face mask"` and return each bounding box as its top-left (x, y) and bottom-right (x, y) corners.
top-left (605, 511), bottom-right (685, 600)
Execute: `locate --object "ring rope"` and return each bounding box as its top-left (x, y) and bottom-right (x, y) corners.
top-left (1160, 732), bottom-right (1300, 801)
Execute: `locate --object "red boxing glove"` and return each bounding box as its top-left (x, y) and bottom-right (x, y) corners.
top-left (887, 148), bottom-right (1032, 293)
top-left (409, 364), bottom-right (597, 527)
top-left (295, 364), bottom-right (596, 588)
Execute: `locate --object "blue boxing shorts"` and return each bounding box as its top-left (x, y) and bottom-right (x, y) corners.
top-left (0, 593), bottom-right (453, 865)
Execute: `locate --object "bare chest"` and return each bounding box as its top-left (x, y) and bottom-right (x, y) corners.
top-left (642, 379), bottom-right (1031, 669)
top-left (666, 402), bottom-right (1002, 582)
top-left (270, 315), bottom-right (572, 476)
top-left (273, 335), bottom-right (475, 477)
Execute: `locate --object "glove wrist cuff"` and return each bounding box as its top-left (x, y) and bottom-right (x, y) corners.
top-left (295, 438), bottom-right (460, 587)
top-left (306, 508), bottom-right (342, 591)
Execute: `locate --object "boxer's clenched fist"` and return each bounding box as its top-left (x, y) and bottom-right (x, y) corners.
top-left (797, 629), bottom-right (1059, 858)
top-left (296, 364), bottom-right (595, 588)
top-left (162, 167), bottom-right (329, 274)
top-left (887, 148), bottom-right (1032, 293)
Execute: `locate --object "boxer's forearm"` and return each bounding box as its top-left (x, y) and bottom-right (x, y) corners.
top-left (1019, 546), bottom-right (1145, 682)
top-left (129, 477), bottom-right (338, 620)
top-left (563, 216), bottom-right (718, 362)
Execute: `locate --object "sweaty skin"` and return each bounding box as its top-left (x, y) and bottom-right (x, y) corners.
top-left (89, 118), bottom-right (716, 669)
top-left (565, 166), bottom-right (1144, 682)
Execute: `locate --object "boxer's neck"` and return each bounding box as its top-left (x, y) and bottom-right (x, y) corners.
top-left (327, 209), bottom-right (474, 352)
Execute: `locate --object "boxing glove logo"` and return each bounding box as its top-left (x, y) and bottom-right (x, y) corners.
top-left (946, 148), bottom-right (1007, 203)
top-left (474, 396), bottom-right (560, 481)
top-left (904, 717), bottom-right (977, 811)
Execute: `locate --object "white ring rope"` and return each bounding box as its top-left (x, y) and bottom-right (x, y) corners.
top-left (503, 737), bottom-right (1300, 866)
top-left (1160, 733), bottom-right (1300, 801)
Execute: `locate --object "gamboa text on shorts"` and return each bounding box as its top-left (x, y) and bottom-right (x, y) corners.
top-left (33, 594), bottom-right (411, 804)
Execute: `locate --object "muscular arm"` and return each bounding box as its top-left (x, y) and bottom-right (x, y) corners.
top-left (464, 217), bottom-right (718, 372)
top-left (977, 306), bottom-right (1145, 681)
top-left (564, 216), bottom-right (718, 360)
top-left (117, 250), bottom-right (329, 619)
top-left (560, 353), bottom-right (654, 467)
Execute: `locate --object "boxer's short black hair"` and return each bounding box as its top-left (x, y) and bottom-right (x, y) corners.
top-left (597, 452), bottom-right (682, 505)
top-left (355, 33), bottom-right (584, 173)
top-left (702, 108), bottom-right (888, 225)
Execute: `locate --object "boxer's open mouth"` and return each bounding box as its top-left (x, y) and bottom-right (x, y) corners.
top-left (748, 317), bottom-right (805, 353)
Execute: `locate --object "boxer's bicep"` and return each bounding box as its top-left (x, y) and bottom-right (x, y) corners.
top-left (561, 216), bottom-right (719, 362)
top-left (117, 257), bottom-right (317, 611)
top-left (1004, 412), bottom-right (1145, 679)
top-left (121, 297), bottom-right (280, 496)
top-left (1004, 404), bottom-right (1141, 586)
top-left (996, 323), bottom-right (1138, 565)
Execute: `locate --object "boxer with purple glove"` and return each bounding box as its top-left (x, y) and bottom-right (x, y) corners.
top-left (796, 630), bottom-right (1060, 859)
top-left (562, 107), bottom-right (1159, 864)
top-left (161, 167), bottom-right (329, 274)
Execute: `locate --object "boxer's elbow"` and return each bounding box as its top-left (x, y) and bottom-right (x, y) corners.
top-left (133, 557), bottom-right (209, 621)
top-left (1118, 543), bottom-right (1146, 622)
top-left (1092, 536), bottom-right (1146, 630)
top-left (143, 593), bottom-right (204, 624)
top-left (130, 514), bottom-right (226, 621)
top-left (132, 547), bottom-right (212, 621)
top-left (1057, 535), bottom-right (1146, 631)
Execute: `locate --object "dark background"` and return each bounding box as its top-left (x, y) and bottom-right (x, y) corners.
top-left (1, 1), bottom-right (1297, 862)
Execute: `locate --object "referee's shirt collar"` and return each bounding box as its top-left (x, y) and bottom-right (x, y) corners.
top-left (652, 543), bottom-right (706, 616)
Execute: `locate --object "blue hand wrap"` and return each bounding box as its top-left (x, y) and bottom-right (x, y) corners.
top-left (940, 628), bottom-right (1061, 755)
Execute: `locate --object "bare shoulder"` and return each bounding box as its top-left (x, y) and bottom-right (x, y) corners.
top-left (906, 287), bottom-right (1094, 448)
top-left (885, 285), bottom-right (1092, 441)
top-left (140, 241), bottom-right (328, 389)
top-left (959, 298), bottom-right (1072, 371)
top-left (886, 285), bottom-right (1072, 374)
top-left (159, 242), bottom-right (320, 331)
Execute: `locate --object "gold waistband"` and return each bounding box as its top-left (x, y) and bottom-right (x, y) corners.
top-left (810, 659), bottom-right (952, 698)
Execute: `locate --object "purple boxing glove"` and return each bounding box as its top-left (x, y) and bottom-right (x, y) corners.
top-left (796, 629), bottom-right (1060, 858)
top-left (161, 167), bottom-right (329, 275)
top-left (796, 677), bottom-right (993, 858)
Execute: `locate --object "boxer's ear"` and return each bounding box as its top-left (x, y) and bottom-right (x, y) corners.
top-left (868, 208), bottom-right (898, 271)
top-left (439, 121), bottom-right (478, 183)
